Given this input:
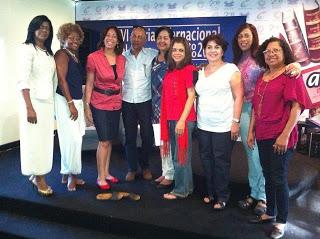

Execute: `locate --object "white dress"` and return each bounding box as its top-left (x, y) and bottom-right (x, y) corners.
top-left (17, 44), bottom-right (57, 176)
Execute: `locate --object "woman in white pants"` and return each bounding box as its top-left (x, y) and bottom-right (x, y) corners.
top-left (54, 23), bottom-right (86, 191)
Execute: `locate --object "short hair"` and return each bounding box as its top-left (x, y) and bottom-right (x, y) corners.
top-left (232, 23), bottom-right (259, 65)
top-left (132, 25), bottom-right (146, 34)
top-left (167, 37), bottom-right (192, 71)
top-left (97, 26), bottom-right (124, 55)
top-left (256, 37), bottom-right (294, 69)
top-left (202, 34), bottom-right (228, 60)
top-left (56, 23), bottom-right (84, 46)
top-left (155, 26), bottom-right (174, 40)
top-left (24, 15), bottom-right (53, 56)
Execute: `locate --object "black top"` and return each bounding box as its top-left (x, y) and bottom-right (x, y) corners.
top-left (56, 51), bottom-right (84, 99)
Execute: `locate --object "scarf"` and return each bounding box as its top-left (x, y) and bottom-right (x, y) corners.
top-left (160, 67), bottom-right (191, 165)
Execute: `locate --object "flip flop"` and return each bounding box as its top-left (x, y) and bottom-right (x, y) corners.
top-left (203, 196), bottom-right (214, 204)
top-left (96, 193), bottom-right (113, 200)
top-left (163, 192), bottom-right (184, 200)
top-left (96, 192), bottom-right (141, 201)
top-left (213, 201), bottom-right (226, 210)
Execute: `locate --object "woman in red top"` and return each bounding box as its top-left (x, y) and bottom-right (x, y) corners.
top-left (85, 26), bottom-right (126, 190)
top-left (160, 37), bottom-right (197, 199)
top-left (247, 37), bottom-right (306, 239)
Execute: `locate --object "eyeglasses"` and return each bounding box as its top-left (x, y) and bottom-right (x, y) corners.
top-left (263, 48), bottom-right (282, 56)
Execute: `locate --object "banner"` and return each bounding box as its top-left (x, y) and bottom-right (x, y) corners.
top-left (77, 16), bottom-right (246, 64)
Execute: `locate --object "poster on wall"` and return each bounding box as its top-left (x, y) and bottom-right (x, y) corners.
top-left (278, 0), bottom-right (320, 109)
top-left (77, 16), bottom-right (246, 64)
top-left (76, 0), bottom-right (320, 109)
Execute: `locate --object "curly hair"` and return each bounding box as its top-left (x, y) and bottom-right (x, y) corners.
top-left (256, 37), bottom-right (295, 69)
top-left (232, 23), bottom-right (259, 65)
top-left (56, 23), bottom-right (84, 45)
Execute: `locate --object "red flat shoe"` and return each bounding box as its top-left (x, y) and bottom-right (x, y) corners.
top-left (106, 175), bottom-right (119, 184)
top-left (96, 180), bottom-right (110, 190)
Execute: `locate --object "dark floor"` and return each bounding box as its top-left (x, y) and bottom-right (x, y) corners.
top-left (0, 132), bottom-right (319, 239)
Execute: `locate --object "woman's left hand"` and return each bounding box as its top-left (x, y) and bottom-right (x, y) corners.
top-left (231, 122), bottom-right (240, 141)
top-left (285, 62), bottom-right (301, 78)
top-left (175, 120), bottom-right (185, 136)
top-left (273, 133), bottom-right (289, 155)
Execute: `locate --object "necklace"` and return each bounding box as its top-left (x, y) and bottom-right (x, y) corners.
top-left (64, 48), bottom-right (78, 62)
top-left (35, 45), bottom-right (47, 52)
top-left (256, 80), bottom-right (269, 118)
top-left (257, 66), bottom-right (285, 117)
top-left (263, 66), bottom-right (285, 82)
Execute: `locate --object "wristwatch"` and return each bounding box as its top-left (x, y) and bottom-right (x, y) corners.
top-left (232, 118), bottom-right (240, 123)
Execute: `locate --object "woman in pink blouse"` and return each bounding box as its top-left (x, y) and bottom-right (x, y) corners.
top-left (84, 26), bottom-right (125, 190)
top-left (247, 37), bottom-right (306, 239)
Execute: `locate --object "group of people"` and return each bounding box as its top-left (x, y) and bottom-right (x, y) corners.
top-left (18, 15), bottom-right (307, 239)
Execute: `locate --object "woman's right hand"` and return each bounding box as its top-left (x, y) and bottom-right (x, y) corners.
top-left (68, 103), bottom-right (78, 121)
top-left (247, 131), bottom-right (255, 150)
top-left (27, 107), bottom-right (37, 124)
top-left (84, 104), bottom-right (93, 126)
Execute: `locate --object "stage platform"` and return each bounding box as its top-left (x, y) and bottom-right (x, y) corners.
top-left (0, 132), bottom-right (319, 239)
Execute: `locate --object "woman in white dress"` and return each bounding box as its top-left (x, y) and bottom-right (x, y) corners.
top-left (18, 15), bottom-right (57, 196)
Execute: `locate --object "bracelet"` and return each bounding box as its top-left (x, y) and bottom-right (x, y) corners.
top-left (67, 100), bottom-right (73, 104)
top-left (232, 118), bottom-right (240, 123)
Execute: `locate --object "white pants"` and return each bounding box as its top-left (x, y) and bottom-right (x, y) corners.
top-left (19, 97), bottom-right (54, 176)
top-left (153, 124), bottom-right (174, 180)
top-left (55, 94), bottom-right (85, 175)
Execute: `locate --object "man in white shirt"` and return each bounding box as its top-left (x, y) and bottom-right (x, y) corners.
top-left (122, 26), bottom-right (158, 181)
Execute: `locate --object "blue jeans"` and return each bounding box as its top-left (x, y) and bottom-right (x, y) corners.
top-left (122, 100), bottom-right (154, 172)
top-left (169, 121), bottom-right (195, 197)
top-left (240, 102), bottom-right (266, 201)
top-left (198, 129), bottom-right (234, 202)
top-left (257, 139), bottom-right (293, 223)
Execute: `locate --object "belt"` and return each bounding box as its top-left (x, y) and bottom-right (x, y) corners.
top-left (93, 86), bottom-right (120, 96)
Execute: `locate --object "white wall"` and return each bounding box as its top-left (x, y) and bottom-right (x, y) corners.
top-left (0, 0), bottom-right (75, 145)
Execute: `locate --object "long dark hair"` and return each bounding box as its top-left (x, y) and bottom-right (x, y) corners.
top-left (24, 15), bottom-right (53, 56)
top-left (97, 26), bottom-right (124, 55)
top-left (167, 37), bottom-right (192, 71)
top-left (232, 23), bottom-right (259, 65)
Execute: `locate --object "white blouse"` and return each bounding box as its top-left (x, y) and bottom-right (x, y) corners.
top-left (195, 63), bottom-right (240, 132)
top-left (17, 43), bottom-right (56, 102)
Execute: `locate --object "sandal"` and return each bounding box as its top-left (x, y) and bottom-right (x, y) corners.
top-left (62, 175), bottom-right (85, 185)
top-left (106, 175), bottom-right (119, 184)
top-left (67, 175), bottom-right (76, 192)
top-left (163, 192), bottom-right (184, 200)
top-left (254, 200), bottom-right (267, 216)
top-left (213, 201), bottom-right (226, 210)
top-left (238, 196), bottom-right (255, 210)
top-left (203, 196), bottom-right (214, 204)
